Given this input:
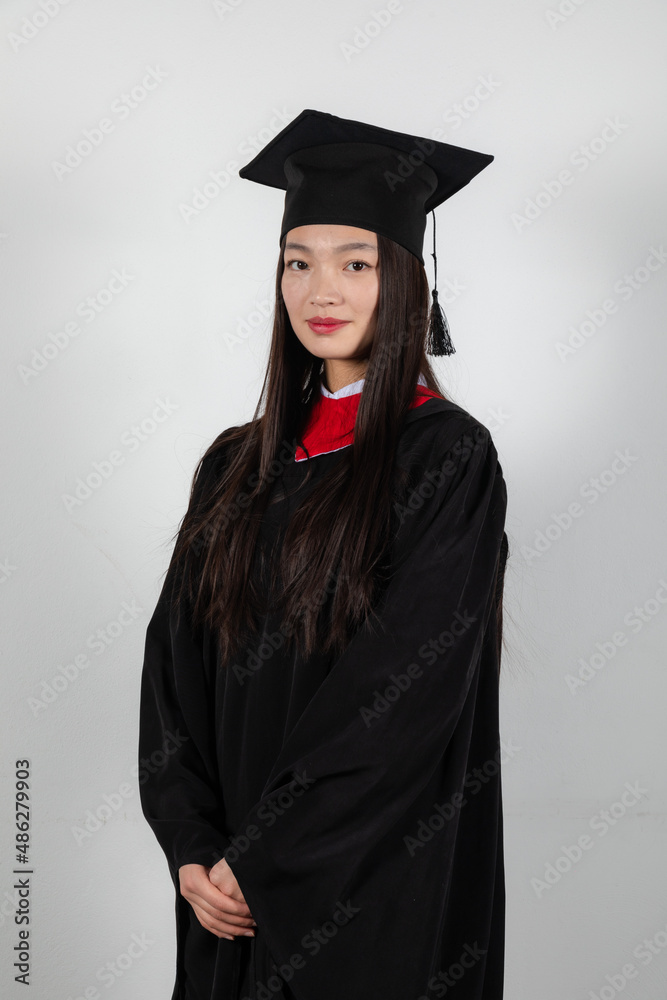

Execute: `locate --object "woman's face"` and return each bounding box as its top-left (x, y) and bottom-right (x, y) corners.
top-left (281, 224), bottom-right (379, 365)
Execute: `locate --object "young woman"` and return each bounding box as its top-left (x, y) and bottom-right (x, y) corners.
top-left (139, 110), bottom-right (509, 1000)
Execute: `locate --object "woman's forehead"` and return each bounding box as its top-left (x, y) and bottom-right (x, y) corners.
top-left (284, 225), bottom-right (378, 253)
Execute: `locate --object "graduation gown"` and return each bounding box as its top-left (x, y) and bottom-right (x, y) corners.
top-left (138, 378), bottom-right (508, 1000)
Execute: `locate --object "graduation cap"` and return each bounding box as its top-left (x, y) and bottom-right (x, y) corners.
top-left (239, 109), bottom-right (494, 356)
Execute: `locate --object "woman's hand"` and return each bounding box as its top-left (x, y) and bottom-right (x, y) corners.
top-left (179, 860), bottom-right (257, 941)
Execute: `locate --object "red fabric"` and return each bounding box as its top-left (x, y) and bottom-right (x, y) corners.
top-left (295, 383), bottom-right (442, 461)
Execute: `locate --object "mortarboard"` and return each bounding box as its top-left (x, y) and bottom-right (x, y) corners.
top-left (238, 109), bottom-right (494, 356)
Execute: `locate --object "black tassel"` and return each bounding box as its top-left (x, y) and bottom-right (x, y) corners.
top-left (427, 209), bottom-right (455, 356)
top-left (427, 288), bottom-right (455, 356)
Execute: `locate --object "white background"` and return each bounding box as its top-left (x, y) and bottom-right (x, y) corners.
top-left (1, 1), bottom-right (666, 997)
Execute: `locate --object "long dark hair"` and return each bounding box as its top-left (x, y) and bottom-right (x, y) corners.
top-left (168, 231), bottom-right (508, 668)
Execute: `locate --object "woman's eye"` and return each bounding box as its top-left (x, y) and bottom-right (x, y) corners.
top-left (285, 259), bottom-right (370, 272)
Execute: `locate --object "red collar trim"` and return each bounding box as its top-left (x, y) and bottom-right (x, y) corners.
top-left (295, 384), bottom-right (442, 461)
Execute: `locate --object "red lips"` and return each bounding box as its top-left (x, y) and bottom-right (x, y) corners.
top-left (307, 316), bottom-right (351, 333)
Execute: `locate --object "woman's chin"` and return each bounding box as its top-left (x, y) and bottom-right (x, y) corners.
top-left (297, 332), bottom-right (360, 360)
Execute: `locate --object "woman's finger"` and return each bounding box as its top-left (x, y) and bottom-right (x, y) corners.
top-left (182, 886), bottom-right (256, 927)
top-left (181, 870), bottom-right (255, 920)
top-left (190, 901), bottom-right (255, 939)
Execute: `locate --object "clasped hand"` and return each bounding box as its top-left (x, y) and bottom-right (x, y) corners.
top-left (179, 858), bottom-right (257, 941)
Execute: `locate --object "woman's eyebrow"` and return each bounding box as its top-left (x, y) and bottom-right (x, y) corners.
top-left (284, 241), bottom-right (378, 253)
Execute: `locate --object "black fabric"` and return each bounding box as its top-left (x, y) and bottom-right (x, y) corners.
top-left (138, 395), bottom-right (508, 1000)
top-left (238, 109), bottom-right (494, 261)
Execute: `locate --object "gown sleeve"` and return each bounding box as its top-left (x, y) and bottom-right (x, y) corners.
top-left (225, 415), bottom-right (507, 987)
top-left (138, 450), bottom-right (231, 874)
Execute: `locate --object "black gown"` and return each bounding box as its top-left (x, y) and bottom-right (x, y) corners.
top-left (138, 388), bottom-right (509, 1000)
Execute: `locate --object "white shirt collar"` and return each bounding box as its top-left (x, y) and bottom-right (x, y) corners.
top-left (321, 372), bottom-right (427, 399)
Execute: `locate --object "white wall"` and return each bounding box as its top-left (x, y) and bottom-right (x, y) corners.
top-left (1, 1), bottom-right (666, 997)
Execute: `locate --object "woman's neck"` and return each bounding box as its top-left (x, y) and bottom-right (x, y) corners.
top-left (322, 359), bottom-right (368, 395)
